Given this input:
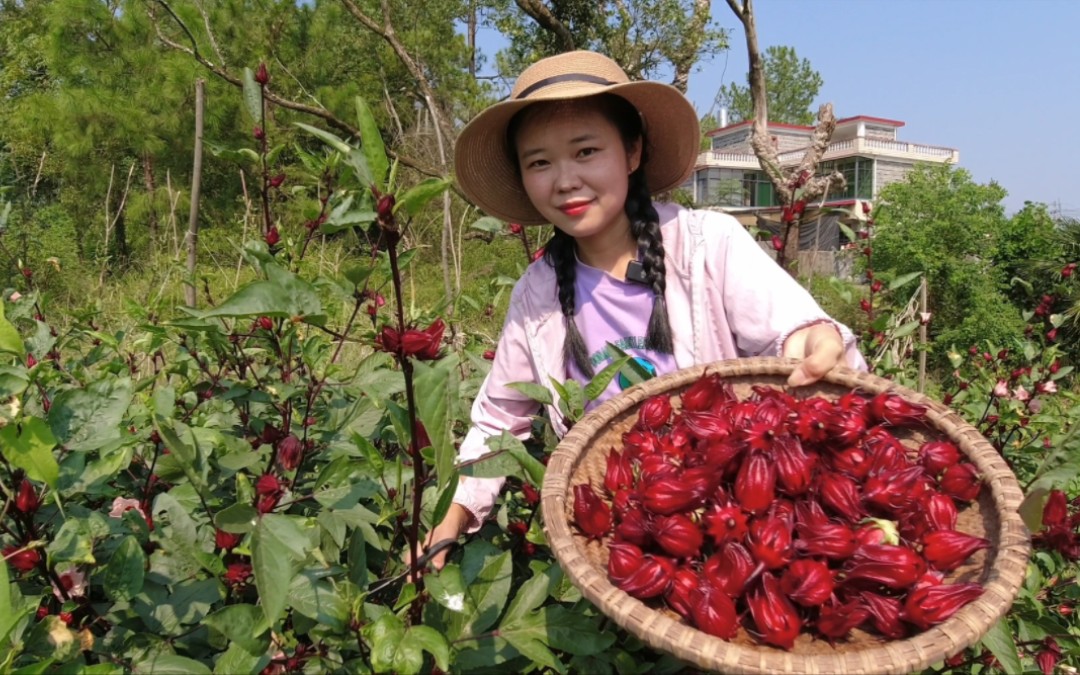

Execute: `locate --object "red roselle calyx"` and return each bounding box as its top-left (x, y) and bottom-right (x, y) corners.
top-left (651, 513), bottom-right (703, 558)
top-left (571, 372), bottom-right (988, 650)
top-left (748, 574), bottom-right (801, 649)
top-left (573, 484), bottom-right (611, 539)
top-left (780, 559), bottom-right (834, 607)
top-left (939, 463), bottom-right (982, 502)
top-left (15, 479), bottom-right (39, 514)
top-left (735, 451), bottom-right (776, 514)
top-left (922, 530), bottom-right (990, 572)
top-left (904, 583), bottom-right (984, 630)
top-left (868, 392), bottom-right (928, 427)
top-left (691, 586), bottom-right (739, 639)
top-left (637, 395), bottom-right (672, 430)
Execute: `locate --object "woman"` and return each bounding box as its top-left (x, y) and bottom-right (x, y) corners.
top-left (424, 50), bottom-right (865, 568)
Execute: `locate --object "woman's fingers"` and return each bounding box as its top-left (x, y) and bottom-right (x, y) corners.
top-left (785, 323), bottom-right (844, 387)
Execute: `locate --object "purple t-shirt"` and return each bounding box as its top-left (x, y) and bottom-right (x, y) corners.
top-left (566, 260), bottom-right (678, 409)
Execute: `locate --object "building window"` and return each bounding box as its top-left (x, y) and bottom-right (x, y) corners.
top-left (819, 157), bottom-right (874, 201)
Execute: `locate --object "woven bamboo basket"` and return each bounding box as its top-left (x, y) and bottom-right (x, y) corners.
top-left (542, 357), bottom-right (1031, 674)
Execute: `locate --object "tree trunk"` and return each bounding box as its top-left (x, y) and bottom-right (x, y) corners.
top-left (185, 79), bottom-right (206, 308)
top-left (143, 152), bottom-right (159, 243)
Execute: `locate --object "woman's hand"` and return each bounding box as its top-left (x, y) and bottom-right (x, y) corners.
top-left (406, 503), bottom-right (472, 578)
top-left (782, 322), bottom-right (845, 387)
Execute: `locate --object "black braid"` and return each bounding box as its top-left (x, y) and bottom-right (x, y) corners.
top-left (544, 229), bottom-right (595, 378)
top-left (625, 168), bottom-right (674, 353)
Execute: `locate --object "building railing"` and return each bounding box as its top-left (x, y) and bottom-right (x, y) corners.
top-left (697, 137), bottom-right (959, 168)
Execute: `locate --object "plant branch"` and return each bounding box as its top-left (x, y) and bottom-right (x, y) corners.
top-left (147, 0), bottom-right (451, 185)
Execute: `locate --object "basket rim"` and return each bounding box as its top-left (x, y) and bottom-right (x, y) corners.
top-left (541, 357), bottom-right (1032, 674)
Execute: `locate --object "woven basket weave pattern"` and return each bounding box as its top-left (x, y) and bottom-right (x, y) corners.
top-left (542, 358), bottom-right (1031, 674)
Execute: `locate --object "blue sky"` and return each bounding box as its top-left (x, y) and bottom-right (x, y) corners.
top-left (473, 0), bottom-right (1080, 216)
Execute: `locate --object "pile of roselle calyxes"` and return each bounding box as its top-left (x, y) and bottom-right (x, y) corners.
top-left (572, 374), bottom-right (989, 650)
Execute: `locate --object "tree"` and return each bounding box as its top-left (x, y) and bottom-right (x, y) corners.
top-left (724, 0), bottom-right (840, 273)
top-left (869, 163), bottom-right (1024, 356)
top-left (715, 45), bottom-right (822, 125)
top-left (489, 0), bottom-right (728, 94)
top-left (699, 112), bottom-right (717, 150)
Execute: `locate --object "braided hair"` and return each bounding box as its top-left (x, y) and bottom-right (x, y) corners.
top-left (509, 94), bottom-right (674, 378)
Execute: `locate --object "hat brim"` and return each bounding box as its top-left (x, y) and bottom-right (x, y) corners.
top-left (454, 81), bottom-right (700, 225)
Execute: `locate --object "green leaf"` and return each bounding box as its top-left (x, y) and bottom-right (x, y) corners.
top-left (241, 67), bottom-right (263, 122)
top-left (252, 518), bottom-right (296, 626)
top-left (891, 320), bottom-right (921, 339)
top-left (295, 122), bottom-right (351, 154)
top-left (1019, 488), bottom-right (1049, 534)
top-left (133, 653), bottom-right (212, 675)
top-left (0, 416), bottom-right (58, 488)
top-left (0, 300), bottom-right (24, 357)
top-left (0, 554), bottom-right (14, 646)
top-left (502, 605), bottom-right (613, 660)
top-left (888, 271), bottom-right (922, 291)
top-left (432, 470), bottom-right (459, 527)
top-left (506, 381), bottom-right (552, 406)
top-left (46, 518), bottom-right (94, 564)
top-left (215, 504), bottom-right (259, 534)
top-left (980, 618), bottom-right (1021, 674)
top-left (346, 149), bottom-right (374, 187)
top-left (413, 359), bottom-right (456, 492)
top-left (197, 265), bottom-right (324, 323)
top-left (133, 579), bottom-right (221, 636)
top-left (203, 604), bottom-right (270, 656)
top-left (47, 377), bottom-right (132, 453)
top-left (356, 96), bottom-right (389, 189)
top-left (213, 643), bottom-right (270, 675)
top-left (288, 571), bottom-right (349, 632)
top-left (365, 614), bottom-right (408, 674)
top-left (1028, 461), bottom-right (1080, 494)
top-left (502, 564), bottom-right (562, 626)
top-left (404, 626), bottom-right (450, 673)
top-left (469, 216), bottom-right (505, 234)
top-left (459, 450), bottom-right (523, 480)
top-left (258, 514), bottom-right (311, 559)
top-left (484, 432), bottom-right (544, 486)
top-left (0, 364), bottom-right (29, 398)
top-left (606, 342), bottom-right (654, 387)
top-left (584, 356), bottom-right (630, 402)
top-left (102, 536), bottom-right (145, 602)
top-left (466, 550), bottom-right (512, 636)
top-left (394, 178), bottom-right (450, 217)
top-left (837, 222), bottom-right (856, 243)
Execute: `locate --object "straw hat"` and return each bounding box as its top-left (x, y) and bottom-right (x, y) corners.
top-left (454, 50), bottom-right (700, 225)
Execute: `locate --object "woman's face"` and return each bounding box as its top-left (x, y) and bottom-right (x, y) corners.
top-left (514, 102), bottom-right (641, 245)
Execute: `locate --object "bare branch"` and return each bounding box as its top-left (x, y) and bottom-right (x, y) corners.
top-left (338, 0), bottom-right (456, 150)
top-left (193, 0), bottom-right (226, 68)
top-left (795, 103), bottom-right (844, 203)
top-left (514, 0), bottom-right (575, 52)
top-left (147, 1), bottom-right (449, 183)
top-left (669, 0), bottom-right (711, 93)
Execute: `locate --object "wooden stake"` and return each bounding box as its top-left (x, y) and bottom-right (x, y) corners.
top-left (185, 79), bottom-right (206, 308)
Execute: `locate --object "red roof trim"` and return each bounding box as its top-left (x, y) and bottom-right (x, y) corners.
top-left (835, 115), bottom-right (906, 128)
top-left (706, 115), bottom-right (907, 136)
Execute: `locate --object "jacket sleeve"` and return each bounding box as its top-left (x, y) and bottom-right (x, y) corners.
top-left (703, 210), bottom-right (866, 370)
top-left (451, 280), bottom-right (545, 533)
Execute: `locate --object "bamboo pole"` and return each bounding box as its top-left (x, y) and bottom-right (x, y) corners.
top-left (185, 79), bottom-right (206, 308)
top-left (918, 276), bottom-right (928, 393)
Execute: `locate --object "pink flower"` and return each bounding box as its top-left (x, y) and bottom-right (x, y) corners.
top-left (992, 380), bottom-right (1009, 398)
top-left (1012, 386), bottom-right (1030, 402)
top-left (9, 291), bottom-right (21, 302)
top-left (110, 497), bottom-right (144, 518)
top-left (52, 567), bottom-right (87, 601)
top-left (1037, 380), bottom-right (1058, 394)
